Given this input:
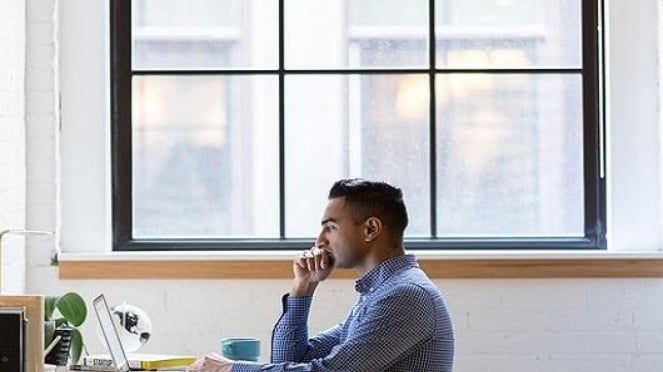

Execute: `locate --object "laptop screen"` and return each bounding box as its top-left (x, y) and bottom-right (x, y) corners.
top-left (93, 294), bottom-right (131, 372)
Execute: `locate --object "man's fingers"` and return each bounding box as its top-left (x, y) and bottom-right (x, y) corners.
top-left (313, 254), bottom-right (321, 271)
top-left (186, 356), bottom-right (205, 371)
top-left (320, 252), bottom-right (329, 270)
top-left (296, 247), bottom-right (331, 272)
top-left (295, 255), bottom-right (308, 270)
top-left (306, 255), bottom-right (313, 271)
top-left (295, 251), bottom-right (314, 272)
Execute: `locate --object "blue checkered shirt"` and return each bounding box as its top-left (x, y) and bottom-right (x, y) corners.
top-left (232, 254), bottom-right (454, 371)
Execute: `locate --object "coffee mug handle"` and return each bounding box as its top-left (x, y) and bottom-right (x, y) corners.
top-left (222, 342), bottom-right (234, 356)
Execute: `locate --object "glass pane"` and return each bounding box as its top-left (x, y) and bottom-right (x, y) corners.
top-left (436, 0), bottom-right (581, 68)
top-left (436, 73), bottom-right (583, 237)
top-left (286, 0), bottom-right (428, 68)
top-left (285, 74), bottom-right (430, 238)
top-left (132, 0), bottom-right (278, 69)
top-left (132, 75), bottom-right (279, 238)
top-left (351, 0), bottom-right (428, 26)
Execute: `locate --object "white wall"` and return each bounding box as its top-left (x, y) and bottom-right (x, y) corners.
top-left (0, 0), bottom-right (26, 294)
top-left (25, 0), bottom-right (60, 260)
top-left (607, 0), bottom-right (663, 251)
top-left (27, 268), bottom-right (663, 372)
top-left (11, 0), bottom-right (663, 371)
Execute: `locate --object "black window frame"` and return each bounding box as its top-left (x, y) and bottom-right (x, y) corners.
top-left (111, 0), bottom-right (606, 251)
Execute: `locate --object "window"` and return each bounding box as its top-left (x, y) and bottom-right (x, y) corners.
top-left (111, 0), bottom-right (604, 251)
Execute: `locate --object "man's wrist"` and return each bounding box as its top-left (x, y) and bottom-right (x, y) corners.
top-left (231, 361), bottom-right (263, 371)
top-left (290, 280), bottom-right (318, 296)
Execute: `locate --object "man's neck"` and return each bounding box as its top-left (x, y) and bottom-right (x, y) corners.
top-left (356, 246), bottom-right (405, 276)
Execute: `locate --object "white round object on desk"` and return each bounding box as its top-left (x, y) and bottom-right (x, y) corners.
top-left (110, 303), bottom-right (153, 352)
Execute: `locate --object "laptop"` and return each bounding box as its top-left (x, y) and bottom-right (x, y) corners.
top-left (70, 294), bottom-right (188, 371)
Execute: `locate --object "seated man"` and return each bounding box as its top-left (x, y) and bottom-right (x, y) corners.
top-left (189, 179), bottom-right (454, 372)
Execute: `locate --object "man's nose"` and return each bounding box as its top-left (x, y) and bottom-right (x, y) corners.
top-left (316, 231), bottom-right (328, 248)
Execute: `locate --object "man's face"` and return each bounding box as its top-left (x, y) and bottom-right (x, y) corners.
top-left (316, 197), bottom-right (368, 269)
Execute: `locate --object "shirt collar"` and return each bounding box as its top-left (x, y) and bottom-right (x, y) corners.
top-left (355, 254), bottom-right (418, 294)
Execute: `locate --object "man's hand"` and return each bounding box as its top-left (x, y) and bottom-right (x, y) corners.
top-left (291, 246), bottom-right (334, 296)
top-left (187, 353), bottom-right (233, 372)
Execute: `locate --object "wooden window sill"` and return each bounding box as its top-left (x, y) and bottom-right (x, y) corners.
top-left (57, 251), bottom-right (663, 279)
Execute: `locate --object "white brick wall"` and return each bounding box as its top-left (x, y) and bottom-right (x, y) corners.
top-left (448, 279), bottom-right (663, 371)
top-left (0, 0), bottom-right (27, 294)
top-left (25, 273), bottom-right (663, 372)
top-left (25, 0), bottom-right (59, 273)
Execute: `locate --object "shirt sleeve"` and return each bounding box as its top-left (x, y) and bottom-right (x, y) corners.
top-left (270, 294), bottom-right (343, 363)
top-left (231, 285), bottom-right (435, 372)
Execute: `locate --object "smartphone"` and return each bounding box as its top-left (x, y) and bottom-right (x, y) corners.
top-left (45, 327), bottom-right (73, 366)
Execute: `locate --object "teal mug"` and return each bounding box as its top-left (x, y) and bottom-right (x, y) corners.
top-left (221, 337), bottom-right (260, 362)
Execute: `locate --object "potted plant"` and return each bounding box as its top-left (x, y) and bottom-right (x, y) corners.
top-left (44, 292), bottom-right (88, 365)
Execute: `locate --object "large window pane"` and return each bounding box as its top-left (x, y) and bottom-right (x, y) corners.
top-left (132, 75), bottom-right (279, 238)
top-left (285, 74), bottom-right (430, 238)
top-left (436, 74), bottom-right (583, 236)
top-left (114, 0), bottom-right (602, 250)
top-left (132, 0), bottom-right (278, 70)
top-left (286, 0), bottom-right (429, 68)
top-left (436, 0), bottom-right (581, 68)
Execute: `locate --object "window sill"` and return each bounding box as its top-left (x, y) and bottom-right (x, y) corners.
top-left (57, 250), bottom-right (663, 279)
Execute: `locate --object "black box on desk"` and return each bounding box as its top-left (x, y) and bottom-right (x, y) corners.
top-left (0, 308), bottom-right (26, 372)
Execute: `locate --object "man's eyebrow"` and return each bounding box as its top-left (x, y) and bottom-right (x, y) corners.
top-left (321, 218), bottom-right (337, 225)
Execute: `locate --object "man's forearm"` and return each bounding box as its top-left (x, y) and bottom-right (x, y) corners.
top-left (290, 280), bottom-right (319, 297)
top-left (271, 295), bottom-right (313, 363)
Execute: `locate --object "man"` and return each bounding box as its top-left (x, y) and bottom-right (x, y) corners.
top-left (189, 179), bottom-right (454, 372)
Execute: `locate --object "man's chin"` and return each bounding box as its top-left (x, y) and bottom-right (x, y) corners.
top-left (333, 259), bottom-right (349, 269)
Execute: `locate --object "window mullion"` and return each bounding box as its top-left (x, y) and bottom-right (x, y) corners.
top-left (278, 0), bottom-right (286, 239)
top-left (428, 0), bottom-right (437, 238)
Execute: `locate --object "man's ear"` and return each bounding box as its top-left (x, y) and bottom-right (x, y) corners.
top-left (363, 217), bottom-right (383, 242)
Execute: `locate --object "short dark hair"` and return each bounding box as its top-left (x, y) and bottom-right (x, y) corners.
top-left (328, 178), bottom-right (409, 238)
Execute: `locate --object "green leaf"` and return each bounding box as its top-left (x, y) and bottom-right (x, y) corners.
top-left (43, 292), bottom-right (89, 365)
top-left (55, 292), bottom-right (87, 327)
top-left (44, 320), bottom-right (56, 347)
top-left (70, 328), bottom-right (84, 365)
top-left (45, 296), bottom-right (58, 320)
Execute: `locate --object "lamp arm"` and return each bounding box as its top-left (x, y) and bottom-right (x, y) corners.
top-left (0, 229), bottom-right (12, 241)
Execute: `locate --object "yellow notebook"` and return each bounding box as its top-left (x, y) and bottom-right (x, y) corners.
top-left (84, 353), bottom-right (196, 370)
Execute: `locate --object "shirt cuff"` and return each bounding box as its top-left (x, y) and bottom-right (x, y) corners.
top-left (282, 293), bottom-right (313, 319)
top-left (231, 361), bottom-right (264, 372)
